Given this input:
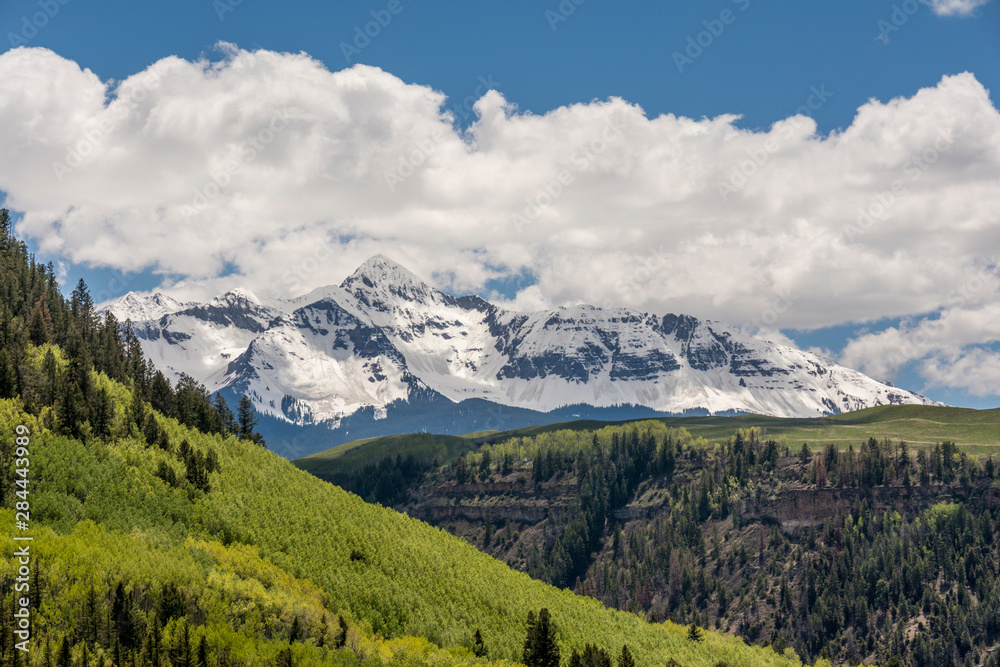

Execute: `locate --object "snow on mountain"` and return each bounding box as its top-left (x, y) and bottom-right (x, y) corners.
top-left (102, 256), bottom-right (937, 441)
top-left (107, 292), bottom-right (189, 323)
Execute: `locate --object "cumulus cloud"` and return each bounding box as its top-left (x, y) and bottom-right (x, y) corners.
top-left (926, 0), bottom-right (994, 16)
top-left (922, 348), bottom-right (1000, 396)
top-left (840, 262), bottom-right (1000, 395)
top-left (0, 46), bottom-right (998, 361)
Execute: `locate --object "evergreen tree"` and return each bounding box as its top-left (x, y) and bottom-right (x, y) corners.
top-left (334, 615), bottom-right (348, 649)
top-left (687, 623), bottom-right (704, 642)
top-left (577, 644), bottom-right (612, 667)
top-left (28, 294), bottom-right (52, 345)
top-left (522, 608), bottom-right (560, 667)
top-left (112, 582), bottom-right (138, 652)
top-left (213, 393), bottom-right (236, 434)
top-left (70, 278), bottom-right (95, 327)
top-left (316, 615), bottom-right (327, 648)
top-left (472, 629), bottom-right (487, 658)
top-left (170, 622), bottom-right (192, 667)
top-left (144, 616), bottom-right (164, 667)
top-left (0, 349), bottom-right (16, 399)
top-left (275, 647), bottom-right (294, 667)
top-left (236, 394), bottom-right (265, 446)
top-left (618, 644), bottom-right (635, 667)
top-left (196, 636), bottom-right (209, 667)
top-left (57, 637), bottom-right (70, 667)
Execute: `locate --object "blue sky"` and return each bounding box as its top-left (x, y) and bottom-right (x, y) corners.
top-left (1, 0), bottom-right (998, 407)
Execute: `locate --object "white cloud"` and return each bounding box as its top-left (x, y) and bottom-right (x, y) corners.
top-left (922, 349), bottom-right (1000, 396)
top-left (840, 275), bottom-right (1000, 395)
top-left (926, 0), bottom-right (994, 16)
top-left (0, 46), bottom-right (998, 353)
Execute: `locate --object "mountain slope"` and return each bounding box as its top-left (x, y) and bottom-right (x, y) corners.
top-left (0, 378), bottom-right (812, 667)
top-left (107, 256), bottom-right (935, 455)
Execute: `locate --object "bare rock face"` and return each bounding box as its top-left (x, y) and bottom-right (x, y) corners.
top-left (735, 485), bottom-right (1000, 533)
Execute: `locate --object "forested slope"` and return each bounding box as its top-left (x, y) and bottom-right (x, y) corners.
top-left (363, 422), bottom-right (1000, 667)
top-left (0, 210), bottom-right (811, 666)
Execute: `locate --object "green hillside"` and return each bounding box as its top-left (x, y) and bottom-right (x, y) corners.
top-left (0, 212), bottom-right (816, 666)
top-left (0, 385), bottom-right (813, 667)
top-left (298, 404), bottom-right (1000, 480)
top-left (296, 432), bottom-right (476, 476)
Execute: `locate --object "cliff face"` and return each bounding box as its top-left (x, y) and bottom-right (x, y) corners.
top-left (735, 485), bottom-right (1000, 533)
top-left (408, 475), bottom-right (1000, 528)
top-left (403, 478), bottom-right (576, 525)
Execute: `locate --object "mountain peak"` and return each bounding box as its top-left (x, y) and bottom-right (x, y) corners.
top-left (341, 255), bottom-right (431, 299)
top-left (104, 291), bottom-right (187, 322)
top-left (213, 287), bottom-right (261, 305)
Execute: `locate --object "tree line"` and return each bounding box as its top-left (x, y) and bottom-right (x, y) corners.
top-left (0, 209), bottom-right (264, 449)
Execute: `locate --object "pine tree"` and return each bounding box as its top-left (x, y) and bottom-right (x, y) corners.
top-left (213, 393), bottom-right (236, 434)
top-left (0, 349), bottom-right (17, 399)
top-left (472, 629), bottom-right (487, 658)
top-left (196, 636), bottom-right (209, 667)
top-left (316, 615), bottom-right (327, 648)
top-left (28, 294), bottom-right (52, 345)
top-left (83, 585), bottom-right (99, 646)
top-left (334, 615), bottom-right (348, 649)
top-left (522, 609), bottom-right (560, 667)
top-left (143, 615), bottom-right (162, 667)
top-left (618, 644), bottom-right (635, 667)
top-left (236, 395), bottom-right (265, 446)
top-left (687, 623), bottom-right (704, 642)
top-left (171, 622), bottom-right (192, 667)
top-left (275, 647), bottom-right (294, 667)
top-left (58, 637), bottom-right (71, 667)
top-left (112, 582), bottom-right (138, 652)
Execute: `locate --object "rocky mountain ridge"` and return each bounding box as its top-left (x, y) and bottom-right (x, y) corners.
top-left (105, 255), bottom-right (936, 456)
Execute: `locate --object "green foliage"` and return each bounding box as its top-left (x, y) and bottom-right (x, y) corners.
top-left (0, 386), bottom-right (809, 667)
top-left (0, 221), bottom-right (861, 667)
top-left (472, 629), bottom-right (487, 658)
top-left (522, 609), bottom-right (559, 667)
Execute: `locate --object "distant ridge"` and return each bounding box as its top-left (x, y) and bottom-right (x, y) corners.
top-left (106, 256), bottom-right (937, 457)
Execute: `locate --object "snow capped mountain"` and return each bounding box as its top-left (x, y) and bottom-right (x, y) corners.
top-left (110, 292), bottom-right (189, 323)
top-left (105, 256), bottom-right (936, 456)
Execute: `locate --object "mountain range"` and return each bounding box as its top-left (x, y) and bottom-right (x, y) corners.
top-left (105, 255), bottom-right (935, 458)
